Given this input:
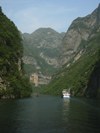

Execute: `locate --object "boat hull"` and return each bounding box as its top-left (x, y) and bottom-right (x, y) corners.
top-left (63, 95), bottom-right (70, 98)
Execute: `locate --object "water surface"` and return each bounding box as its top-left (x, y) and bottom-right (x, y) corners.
top-left (0, 94), bottom-right (100, 133)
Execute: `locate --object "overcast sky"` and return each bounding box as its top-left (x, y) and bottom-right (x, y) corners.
top-left (0, 0), bottom-right (100, 33)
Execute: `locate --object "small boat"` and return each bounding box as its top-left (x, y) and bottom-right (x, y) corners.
top-left (62, 89), bottom-right (70, 98)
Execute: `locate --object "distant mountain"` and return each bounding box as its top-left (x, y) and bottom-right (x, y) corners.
top-left (41, 4), bottom-right (100, 98)
top-left (22, 28), bottom-right (65, 89)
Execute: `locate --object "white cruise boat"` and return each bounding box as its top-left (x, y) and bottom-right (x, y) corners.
top-left (62, 89), bottom-right (70, 98)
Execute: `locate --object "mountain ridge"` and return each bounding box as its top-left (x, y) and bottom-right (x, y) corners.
top-left (22, 28), bottom-right (65, 88)
top-left (59, 4), bottom-right (100, 67)
top-left (41, 4), bottom-right (100, 98)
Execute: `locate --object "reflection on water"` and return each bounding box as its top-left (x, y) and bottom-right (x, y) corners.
top-left (62, 99), bottom-right (70, 122)
top-left (0, 95), bottom-right (100, 133)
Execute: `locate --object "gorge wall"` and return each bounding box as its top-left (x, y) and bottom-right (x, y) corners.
top-left (0, 7), bottom-right (32, 98)
top-left (22, 28), bottom-right (65, 87)
top-left (59, 4), bottom-right (100, 67)
top-left (41, 4), bottom-right (100, 98)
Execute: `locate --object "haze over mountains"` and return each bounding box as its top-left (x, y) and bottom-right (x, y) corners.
top-left (1, 4), bottom-right (100, 98)
top-left (22, 28), bottom-right (65, 89)
top-left (41, 4), bottom-right (100, 98)
top-left (21, 4), bottom-right (100, 98)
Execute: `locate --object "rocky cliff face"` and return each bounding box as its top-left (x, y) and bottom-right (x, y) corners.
top-left (23, 28), bottom-right (65, 68)
top-left (41, 4), bottom-right (100, 98)
top-left (59, 4), bottom-right (100, 67)
top-left (22, 28), bottom-right (65, 86)
top-left (29, 73), bottom-right (51, 87)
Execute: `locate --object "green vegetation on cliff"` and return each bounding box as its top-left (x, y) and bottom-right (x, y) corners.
top-left (41, 31), bottom-right (100, 98)
top-left (0, 7), bottom-right (32, 98)
top-left (41, 4), bottom-right (100, 98)
top-left (22, 28), bottom-right (65, 76)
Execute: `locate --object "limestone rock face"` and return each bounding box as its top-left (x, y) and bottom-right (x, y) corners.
top-left (59, 4), bottom-right (100, 67)
top-left (29, 73), bottom-right (51, 86)
top-left (18, 58), bottom-right (22, 71)
top-left (22, 28), bottom-right (65, 68)
top-left (30, 73), bottom-right (38, 87)
top-left (22, 56), bottom-right (37, 65)
top-left (38, 74), bottom-right (51, 85)
top-left (22, 28), bottom-right (65, 86)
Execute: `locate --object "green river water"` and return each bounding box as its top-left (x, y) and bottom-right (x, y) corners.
top-left (0, 94), bottom-right (100, 133)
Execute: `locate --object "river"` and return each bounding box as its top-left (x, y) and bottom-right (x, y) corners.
top-left (0, 94), bottom-right (100, 133)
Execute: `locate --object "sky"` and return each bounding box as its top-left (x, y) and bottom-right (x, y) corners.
top-left (0, 0), bottom-right (100, 34)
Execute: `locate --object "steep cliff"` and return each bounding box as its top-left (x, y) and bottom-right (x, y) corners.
top-left (59, 4), bottom-right (100, 67)
top-left (22, 28), bottom-right (65, 87)
top-left (41, 4), bottom-right (100, 98)
top-left (0, 7), bottom-right (32, 98)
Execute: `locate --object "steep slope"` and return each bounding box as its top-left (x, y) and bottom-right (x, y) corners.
top-left (22, 28), bottom-right (65, 88)
top-left (59, 4), bottom-right (100, 67)
top-left (41, 4), bottom-right (100, 98)
top-left (0, 7), bottom-right (32, 98)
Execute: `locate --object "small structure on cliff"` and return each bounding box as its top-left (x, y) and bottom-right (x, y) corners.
top-left (30, 73), bottom-right (38, 87)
